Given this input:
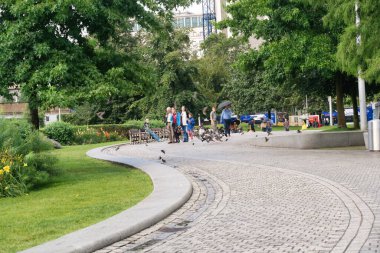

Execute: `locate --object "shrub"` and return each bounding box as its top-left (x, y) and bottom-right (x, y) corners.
top-left (0, 119), bottom-right (58, 197)
top-left (43, 122), bottom-right (75, 144)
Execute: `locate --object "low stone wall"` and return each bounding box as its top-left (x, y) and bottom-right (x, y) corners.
top-left (251, 131), bottom-right (365, 149)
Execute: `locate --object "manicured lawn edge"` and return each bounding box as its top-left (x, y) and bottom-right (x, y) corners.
top-left (0, 142), bottom-right (153, 253)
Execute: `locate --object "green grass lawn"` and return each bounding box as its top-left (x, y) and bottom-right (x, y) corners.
top-left (0, 142), bottom-right (153, 253)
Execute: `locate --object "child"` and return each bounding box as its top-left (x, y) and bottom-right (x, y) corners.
top-left (187, 113), bottom-right (195, 141)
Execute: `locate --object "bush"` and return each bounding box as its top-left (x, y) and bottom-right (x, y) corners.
top-left (124, 119), bottom-right (165, 129)
top-left (43, 122), bottom-right (75, 145)
top-left (0, 119), bottom-right (58, 197)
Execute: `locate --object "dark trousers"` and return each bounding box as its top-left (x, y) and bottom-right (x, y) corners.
top-left (223, 119), bottom-right (231, 136)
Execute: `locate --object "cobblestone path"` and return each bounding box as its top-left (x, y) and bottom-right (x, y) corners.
top-left (96, 132), bottom-right (380, 253)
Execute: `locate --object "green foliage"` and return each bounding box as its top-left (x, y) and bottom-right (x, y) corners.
top-left (0, 142), bottom-right (152, 252)
top-left (322, 0), bottom-right (380, 83)
top-left (43, 122), bottom-right (75, 145)
top-left (0, 119), bottom-right (57, 197)
top-left (219, 0), bottom-right (348, 116)
top-left (0, 0), bottom-right (193, 128)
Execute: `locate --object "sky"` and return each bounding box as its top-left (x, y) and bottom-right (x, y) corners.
top-left (175, 3), bottom-right (202, 14)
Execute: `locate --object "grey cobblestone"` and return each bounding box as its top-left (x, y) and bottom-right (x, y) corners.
top-left (97, 132), bottom-right (380, 252)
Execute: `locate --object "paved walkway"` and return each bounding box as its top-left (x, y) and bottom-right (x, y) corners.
top-left (96, 131), bottom-right (380, 253)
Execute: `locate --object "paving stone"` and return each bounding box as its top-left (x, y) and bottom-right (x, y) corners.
top-left (98, 133), bottom-right (380, 252)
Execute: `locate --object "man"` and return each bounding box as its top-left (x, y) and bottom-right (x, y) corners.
top-left (220, 105), bottom-right (232, 137)
top-left (210, 106), bottom-right (217, 132)
top-left (166, 107), bottom-right (174, 143)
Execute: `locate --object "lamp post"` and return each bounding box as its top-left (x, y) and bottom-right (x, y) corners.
top-left (356, 1), bottom-right (367, 131)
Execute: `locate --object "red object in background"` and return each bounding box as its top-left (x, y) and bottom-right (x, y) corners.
top-left (308, 115), bottom-right (322, 127)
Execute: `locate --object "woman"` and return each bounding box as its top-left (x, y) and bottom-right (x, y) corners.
top-left (181, 106), bottom-right (189, 142)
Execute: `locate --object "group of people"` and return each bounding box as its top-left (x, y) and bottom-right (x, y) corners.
top-left (165, 106), bottom-right (196, 144)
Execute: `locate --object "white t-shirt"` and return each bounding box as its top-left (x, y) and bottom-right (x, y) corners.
top-left (167, 113), bottom-right (172, 123)
top-left (181, 111), bottom-right (188, 125)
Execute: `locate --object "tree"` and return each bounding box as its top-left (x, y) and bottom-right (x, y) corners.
top-left (194, 33), bottom-right (247, 106)
top-left (321, 0), bottom-right (380, 83)
top-left (220, 0), bottom-right (349, 127)
top-left (0, 0), bottom-right (192, 129)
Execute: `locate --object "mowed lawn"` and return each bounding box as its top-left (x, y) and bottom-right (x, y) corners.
top-left (0, 142), bottom-right (153, 253)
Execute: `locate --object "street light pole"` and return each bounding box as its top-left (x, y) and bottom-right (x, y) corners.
top-left (356, 1), bottom-right (367, 131)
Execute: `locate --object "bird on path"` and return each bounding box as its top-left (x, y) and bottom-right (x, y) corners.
top-left (297, 130), bottom-right (302, 133)
top-left (265, 137), bottom-right (269, 142)
top-left (161, 159), bottom-right (166, 163)
top-left (145, 143), bottom-right (148, 146)
top-left (225, 138), bottom-right (228, 142)
top-left (158, 156), bottom-right (162, 160)
top-left (161, 149), bottom-right (165, 154)
top-left (256, 135), bottom-right (258, 137)
top-left (192, 143), bottom-right (195, 146)
top-left (115, 146), bottom-right (120, 151)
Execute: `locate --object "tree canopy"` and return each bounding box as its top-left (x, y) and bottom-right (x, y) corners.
top-left (0, 0), bottom-right (192, 128)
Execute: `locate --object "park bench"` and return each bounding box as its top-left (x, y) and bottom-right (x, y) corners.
top-left (128, 128), bottom-right (168, 144)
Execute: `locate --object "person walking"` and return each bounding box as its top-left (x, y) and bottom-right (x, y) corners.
top-left (248, 118), bottom-right (256, 132)
top-left (166, 107), bottom-right (174, 143)
top-left (181, 106), bottom-right (189, 142)
top-left (220, 105), bottom-right (232, 137)
top-left (187, 113), bottom-right (195, 141)
top-left (284, 118), bottom-right (290, 131)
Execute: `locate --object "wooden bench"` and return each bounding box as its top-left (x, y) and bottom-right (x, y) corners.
top-left (128, 128), bottom-right (168, 144)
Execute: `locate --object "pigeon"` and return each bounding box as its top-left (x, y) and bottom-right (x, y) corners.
top-left (161, 150), bottom-right (165, 154)
top-left (265, 137), bottom-right (269, 142)
top-left (145, 143), bottom-right (148, 146)
top-left (256, 135), bottom-right (258, 137)
top-left (96, 111), bottom-right (105, 120)
top-left (297, 130), bottom-right (302, 133)
top-left (161, 159), bottom-right (166, 163)
top-left (192, 143), bottom-right (195, 146)
top-left (241, 132), bottom-right (244, 135)
top-left (158, 156), bottom-right (162, 160)
top-left (225, 138), bottom-right (228, 142)
top-left (115, 146), bottom-right (120, 151)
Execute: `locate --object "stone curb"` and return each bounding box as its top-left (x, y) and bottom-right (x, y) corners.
top-left (20, 146), bottom-right (192, 253)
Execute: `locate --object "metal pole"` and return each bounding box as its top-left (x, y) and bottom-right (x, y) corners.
top-left (306, 95), bottom-right (309, 126)
top-left (356, 1), bottom-right (367, 131)
top-left (328, 96), bottom-right (333, 126)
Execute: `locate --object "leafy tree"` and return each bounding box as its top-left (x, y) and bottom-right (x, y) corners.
top-left (321, 0), bottom-right (380, 83)
top-left (130, 24), bottom-right (206, 120)
top-left (220, 0), bottom-right (351, 127)
top-left (194, 33), bottom-right (247, 106)
top-left (0, 0), bottom-right (191, 129)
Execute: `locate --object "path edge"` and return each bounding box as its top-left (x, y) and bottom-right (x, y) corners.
top-left (20, 145), bottom-right (193, 253)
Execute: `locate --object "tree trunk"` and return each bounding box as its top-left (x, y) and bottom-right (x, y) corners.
top-left (350, 81), bottom-right (360, 129)
top-left (335, 72), bottom-right (347, 128)
top-left (28, 90), bottom-right (40, 130)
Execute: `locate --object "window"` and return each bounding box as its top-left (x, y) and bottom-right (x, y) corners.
top-left (177, 18), bottom-right (184, 28)
top-left (192, 17), bottom-right (198, 27)
top-left (45, 116), bottom-right (49, 122)
top-left (185, 17), bottom-right (191, 28)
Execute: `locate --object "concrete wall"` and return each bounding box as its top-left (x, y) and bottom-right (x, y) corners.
top-left (251, 131), bottom-right (365, 149)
